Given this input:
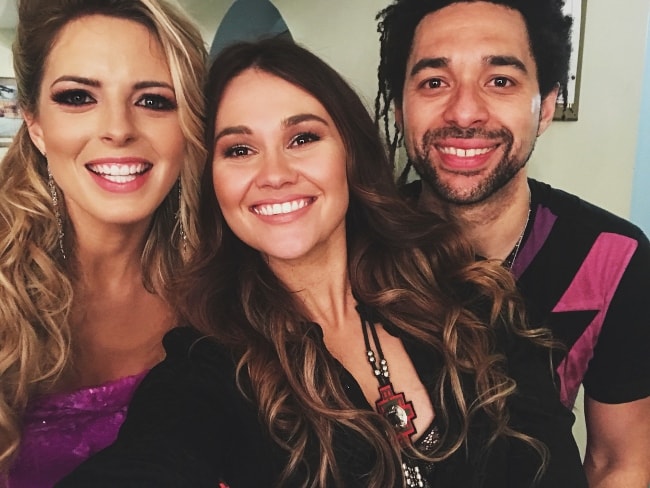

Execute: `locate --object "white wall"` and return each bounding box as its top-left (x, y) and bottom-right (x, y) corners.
top-left (529, 0), bottom-right (650, 219)
top-left (0, 28), bottom-right (14, 160)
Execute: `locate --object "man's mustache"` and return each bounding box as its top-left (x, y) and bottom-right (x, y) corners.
top-left (422, 126), bottom-right (513, 143)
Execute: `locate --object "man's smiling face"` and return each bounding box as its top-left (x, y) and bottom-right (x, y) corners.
top-left (397, 1), bottom-right (557, 204)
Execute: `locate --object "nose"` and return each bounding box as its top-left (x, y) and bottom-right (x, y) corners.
top-left (100, 103), bottom-right (137, 145)
top-left (442, 83), bottom-right (489, 128)
top-left (255, 148), bottom-right (298, 189)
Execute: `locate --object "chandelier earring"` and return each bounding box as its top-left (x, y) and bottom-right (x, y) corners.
top-left (47, 167), bottom-right (66, 260)
top-left (176, 178), bottom-right (186, 251)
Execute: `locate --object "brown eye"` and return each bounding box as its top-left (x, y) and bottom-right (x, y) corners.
top-left (491, 77), bottom-right (513, 88)
top-left (224, 145), bottom-right (252, 158)
top-left (291, 132), bottom-right (319, 147)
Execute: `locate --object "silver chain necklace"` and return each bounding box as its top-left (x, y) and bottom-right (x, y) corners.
top-left (502, 206), bottom-right (531, 270)
top-left (502, 190), bottom-right (532, 270)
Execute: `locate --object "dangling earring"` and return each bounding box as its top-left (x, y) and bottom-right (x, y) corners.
top-left (176, 178), bottom-right (186, 251)
top-left (47, 167), bottom-right (66, 260)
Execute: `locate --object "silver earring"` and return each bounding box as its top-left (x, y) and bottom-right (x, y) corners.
top-left (177, 178), bottom-right (186, 251)
top-left (47, 168), bottom-right (66, 260)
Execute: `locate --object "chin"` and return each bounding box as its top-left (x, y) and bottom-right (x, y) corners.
top-left (261, 245), bottom-right (312, 264)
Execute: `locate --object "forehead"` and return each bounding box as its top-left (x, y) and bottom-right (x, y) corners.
top-left (216, 69), bottom-right (330, 123)
top-left (409, 2), bottom-right (536, 71)
top-left (45, 14), bottom-right (168, 77)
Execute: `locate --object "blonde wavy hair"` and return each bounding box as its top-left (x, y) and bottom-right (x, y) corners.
top-left (0, 0), bottom-right (207, 471)
top-left (179, 39), bottom-right (553, 487)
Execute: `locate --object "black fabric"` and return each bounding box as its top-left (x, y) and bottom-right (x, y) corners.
top-left (57, 326), bottom-right (586, 488)
top-left (403, 178), bottom-right (650, 406)
top-left (522, 179), bottom-right (650, 404)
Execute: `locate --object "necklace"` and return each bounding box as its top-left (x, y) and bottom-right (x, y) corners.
top-left (358, 306), bottom-right (425, 487)
top-left (502, 194), bottom-right (532, 270)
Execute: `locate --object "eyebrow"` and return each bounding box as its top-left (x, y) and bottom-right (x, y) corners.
top-left (214, 113), bottom-right (329, 144)
top-left (50, 75), bottom-right (100, 88)
top-left (283, 113), bottom-right (329, 128)
top-left (486, 55), bottom-right (528, 73)
top-left (50, 76), bottom-right (174, 91)
top-left (409, 54), bottom-right (528, 77)
top-left (213, 125), bottom-right (252, 143)
top-left (410, 57), bottom-right (449, 77)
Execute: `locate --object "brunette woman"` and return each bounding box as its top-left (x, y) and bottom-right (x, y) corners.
top-left (58, 38), bottom-right (585, 488)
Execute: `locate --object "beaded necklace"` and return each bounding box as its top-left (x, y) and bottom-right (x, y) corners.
top-left (358, 306), bottom-right (426, 487)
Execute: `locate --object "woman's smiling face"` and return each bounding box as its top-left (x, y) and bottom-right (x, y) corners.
top-left (26, 14), bottom-right (185, 231)
top-left (211, 68), bottom-right (349, 267)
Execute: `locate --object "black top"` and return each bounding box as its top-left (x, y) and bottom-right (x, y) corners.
top-left (57, 325), bottom-right (586, 488)
top-left (520, 179), bottom-right (650, 406)
top-left (402, 178), bottom-right (650, 408)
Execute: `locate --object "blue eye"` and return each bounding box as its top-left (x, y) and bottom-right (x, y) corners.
top-left (137, 94), bottom-right (177, 111)
top-left (52, 89), bottom-right (95, 106)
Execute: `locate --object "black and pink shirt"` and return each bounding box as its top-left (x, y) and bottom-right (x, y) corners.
top-left (510, 179), bottom-right (649, 407)
top-left (404, 178), bottom-right (650, 409)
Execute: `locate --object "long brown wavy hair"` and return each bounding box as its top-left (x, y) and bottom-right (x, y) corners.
top-left (177, 38), bottom-right (550, 487)
top-left (0, 0), bottom-right (206, 472)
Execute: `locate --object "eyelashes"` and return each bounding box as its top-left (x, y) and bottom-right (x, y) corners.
top-left (290, 131), bottom-right (320, 146)
top-left (220, 131), bottom-right (323, 159)
top-left (136, 94), bottom-right (177, 111)
top-left (50, 90), bottom-right (177, 111)
top-left (51, 89), bottom-right (94, 106)
top-left (223, 145), bottom-right (253, 158)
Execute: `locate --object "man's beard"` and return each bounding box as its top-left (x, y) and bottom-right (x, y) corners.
top-left (411, 126), bottom-right (534, 205)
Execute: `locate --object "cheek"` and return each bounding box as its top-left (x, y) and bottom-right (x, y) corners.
top-left (212, 166), bottom-right (247, 214)
top-left (212, 169), bottom-right (230, 208)
top-left (40, 115), bottom-right (86, 157)
top-left (321, 152), bottom-right (348, 192)
top-left (147, 120), bottom-right (186, 160)
top-left (323, 154), bottom-right (349, 211)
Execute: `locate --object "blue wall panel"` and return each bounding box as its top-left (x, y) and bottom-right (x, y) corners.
top-left (631, 14), bottom-right (650, 234)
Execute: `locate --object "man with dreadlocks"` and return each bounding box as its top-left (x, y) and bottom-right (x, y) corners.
top-left (375, 1), bottom-right (650, 487)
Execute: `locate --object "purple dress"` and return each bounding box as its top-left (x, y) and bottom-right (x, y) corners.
top-left (8, 371), bottom-right (147, 488)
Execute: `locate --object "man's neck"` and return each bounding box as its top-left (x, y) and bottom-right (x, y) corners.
top-left (418, 173), bottom-right (531, 261)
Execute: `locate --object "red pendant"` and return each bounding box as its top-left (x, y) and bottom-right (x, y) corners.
top-left (376, 382), bottom-right (417, 447)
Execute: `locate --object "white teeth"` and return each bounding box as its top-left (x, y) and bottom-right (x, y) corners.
top-left (103, 174), bottom-right (137, 183)
top-left (254, 198), bottom-right (310, 216)
top-left (439, 146), bottom-right (492, 157)
top-left (88, 163), bottom-right (149, 176)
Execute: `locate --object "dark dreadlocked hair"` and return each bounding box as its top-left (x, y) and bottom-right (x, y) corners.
top-left (375, 0), bottom-right (573, 178)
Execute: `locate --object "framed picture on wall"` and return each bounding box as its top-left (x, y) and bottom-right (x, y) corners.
top-left (0, 77), bottom-right (22, 147)
top-left (554, 0), bottom-right (587, 121)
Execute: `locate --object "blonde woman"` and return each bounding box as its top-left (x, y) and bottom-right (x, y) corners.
top-left (0, 0), bottom-right (206, 485)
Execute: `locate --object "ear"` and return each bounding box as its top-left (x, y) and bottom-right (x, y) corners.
top-left (22, 111), bottom-right (46, 156)
top-left (537, 84), bottom-right (559, 136)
